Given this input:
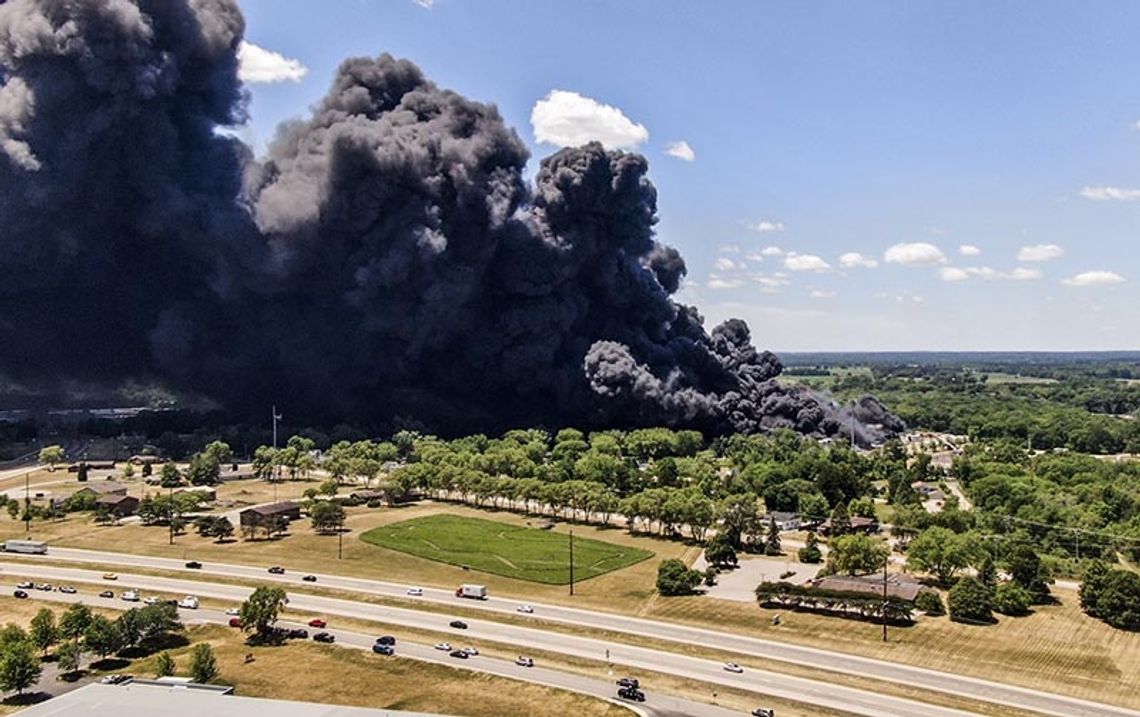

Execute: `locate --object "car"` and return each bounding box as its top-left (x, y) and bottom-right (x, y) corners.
top-left (268, 566), bottom-right (285, 574)
top-left (312, 632), bottom-right (335, 643)
top-left (449, 620), bottom-right (468, 630)
top-left (516, 604), bottom-right (534, 614)
top-left (15, 581), bottom-right (32, 589)
top-left (750, 709), bottom-right (775, 717)
top-left (617, 687), bottom-right (646, 702)
top-left (228, 617), bottom-right (243, 628)
top-left (225, 607), bottom-right (240, 616)
top-left (99, 590), bottom-right (114, 598)
top-left (99, 674), bottom-right (132, 685)
top-left (448, 649), bottom-right (468, 659)
top-left (302, 574), bottom-right (317, 582)
top-left (372, 644), bottom-right (394, 656)
top-left (58, 585), bottom-right (77, 594)
top-left (461, 646), bottom-right (479, 656)
top-left (13, 589), bottom-right (28, 599)
top-left (35, 583), bottom-right (52, 591)
top-left (723, 662), bottom-right (744, 673)
top-left (433, 642), bottom-right (452, 651)
top-left (374, 636), bottom-right (396, 646)
top-left (616, 678), bottom-right (640, 689)
top-left (515, 656), bottom-right (534, 667)
top-left (406, 587), bottom-right (423, 596)
top-left (307, 619), bottom-right (327, 628)
top-left (121, 590), bottom-right (140, 602)
top-left (287, 628), bottom-right (309, 639)
top-left (102, 573), bottom-right (118, 581)
top-left (143, 596), bottom-right (159, 605)
top-left (178, 596), bottom-right (199, 609)
top-left (185, 561), bottom-right (202, 569)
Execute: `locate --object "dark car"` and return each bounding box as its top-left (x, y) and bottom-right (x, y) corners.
top-left (372, 644), bottom-right (394, 656)
top-left (374, 635), bottom-right (396, 646)
top-left (302, 574), bottom-right (317, 582)
top-left (268, 566), bottom-right (285, 574)
top-left (616, 678), bottom-right (640, 689)
top-left (312, 632), bottom-right (335, 643)
top-left (99, 590), bottom-right (114, 598)
top-left (185, 561), bottom-right (202, 569)
top-left (449, 620), bottom-right (468, 630)
top-left (13, 590), bottom-right (28, 599)
top-left (751, 710), bottom-right (775, 717)
top-left (448, 649), bottom-right (468, 659)
top-left (617, 687), bottom-right (646, 702)
top-left (288, 628), bottom-right (309, 639)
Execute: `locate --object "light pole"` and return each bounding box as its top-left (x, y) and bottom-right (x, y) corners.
top-left (168, 485), bottom-right (175, 546)
top-left (881, 557), bottom-right (889, 642)
top-left (24, 470), bottom-right (30, 536)
top-left (569, 529), bottom-right (575, 596)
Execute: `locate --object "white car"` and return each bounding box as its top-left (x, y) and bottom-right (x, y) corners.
top-left (407, 587), bottom-right (424, 596)
top-left (59, 585), bottom-right (77, 594)
top-left (723, 662), bottom-right (744, 673)
top-left (122, 590), bottom-right (140, 602)
top-left (142, 596), bottom-right (159, 605)
top-left (461, 646), bottom-right (479, 656)
top-left (225, 607), bottom-right (241, 616)
top-left (516, 604), bottom-right (534, 614)
top-left (178, 596), bottom-right (199, 609)
top-left (433, 642), bottom-right (452, 651)
top-left (515, 656), bottom-right (534, 667)
top-left (15, 581), bottom-right (32, 589)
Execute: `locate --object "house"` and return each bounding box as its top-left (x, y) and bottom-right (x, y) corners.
top-left (819, 515), bottom-right (879, 536)
top-left (349, 489), bottom-right (386, 505)
top-left (96, 494), bottom-right (140, 517)
top-left (810, 572), bottom-right (927, 603)
top-left (74, 481), bottom-right (128, 499)
top-left (174, 486), bottom-right (217, 501)
top-left (762, 511), bottom-right (801, 532)
top-left (912, 481), bottom-right (945, 502)
top-left (239, 501), bottom-right (301, 531)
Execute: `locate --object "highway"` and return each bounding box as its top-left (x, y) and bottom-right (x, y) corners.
top-left (8, 547), bottom-right (1139, 717)
top-left (2, 560), bottom-right (981, 717)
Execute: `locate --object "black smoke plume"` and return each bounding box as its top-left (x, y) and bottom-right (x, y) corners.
top-left (0, 0), bottom-right (900, 443)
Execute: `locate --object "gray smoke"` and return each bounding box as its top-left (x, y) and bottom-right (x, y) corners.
top-left (0, 0), bottom-right (901, 444)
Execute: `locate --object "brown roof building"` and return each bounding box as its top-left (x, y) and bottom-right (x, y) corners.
top-left (239, 501), bottom-right (301, 528)
top-left (96, 494), bottom-right (140, 517)
top-left (75, 481), bottom-right (128, 499)
top-left (810, 572), bottom-right (926, 602)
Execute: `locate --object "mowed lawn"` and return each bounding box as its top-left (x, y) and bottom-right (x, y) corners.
top-left (361, 514), bottom-right (652, 584)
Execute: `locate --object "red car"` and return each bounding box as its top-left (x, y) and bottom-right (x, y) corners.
top-left (228, 617), bottom-right (243, 628)
top-left (308, 619), bottom-right (327, 628)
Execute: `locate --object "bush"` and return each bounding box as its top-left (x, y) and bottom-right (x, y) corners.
top-left (915, 590), bottom-right (945, 616)
top-left (1081, 563), bottom-right (1140, 630)
top-left (797, 532), bottom-right (822, 563)
top-left (992, 582), bottom-right (1033, 616)
top-left (656, 558), bottom-right (703, 596)
top-left (948, 576), bottom-right (993, 623)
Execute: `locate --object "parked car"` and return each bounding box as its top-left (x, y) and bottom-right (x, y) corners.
top-left (225, 607), bottom-right (240, 616)
top-left (312, 632), bottom-right (335, 643)
top-left (433, 642), bottom-right (452, 651)
top-left (516, 604), bottom-right (534, 614)
top-left (515, 656), bottom-right (534, 667)
top-left (449, 620), bottom-right (468, 630)
top-left (751, 709), bottom-right (775, 717)
top-left (372, 644), bottom-right (394, 656)
top-left (406, 587), bottom-right (424, 596)
top-left (617, 687), bottom-right (646, 702)
top-left (723, 662), bottom-right (744, 673)
top-left (185, 561), bottom-right (202, 569)
top-left (99, 674), bottom-right (132, 685)
top-left (15, 581), bottom-right (32, 589)
top-left (616, 678), bottom-right (640, 689)
top-left (228, 617), bottom-right (243, 628)
top-left (448, 649), bottom-right (468, 659)
top-left (301, 574), bottom-right (317, 582)
top-left (102, 573), bottom-right (118, 581)
top-left (461, 647), bottom-right (479, 656)
top-left (268, 566), bottom-right (285, 574)
top-left (58, 585), bottom-right (77, 594)
top-left (374, 636), bottom-right (396, 646)
top-left (307, 619), bottom-right (327, 628)
top-left (287, 628), bottom-right (309, 639)
top-left (13, 589), bottom-right (28, 599)
top-left (99, 590), bottom-right (114, 599)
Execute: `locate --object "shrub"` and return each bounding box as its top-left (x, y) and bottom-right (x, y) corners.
top-left (992, 582), bottom-right (1033, 616)
top-left (656, 558), bottom-right (703, 596)
top-left (915, 590), bottom-right (945, 616)
top-left (948, 576), bottom-right (992, 623)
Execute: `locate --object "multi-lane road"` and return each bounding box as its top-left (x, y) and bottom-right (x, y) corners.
top-left (5, 549), bottom-right (1140, 717)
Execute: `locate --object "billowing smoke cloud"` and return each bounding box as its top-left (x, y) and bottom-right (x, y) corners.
top-left (0, 0), bottom-right (901, 443)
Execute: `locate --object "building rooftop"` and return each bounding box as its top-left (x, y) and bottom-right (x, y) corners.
top-left (811, 572), bottom-right (926, 602)
top-left (79, 482), bottom-right (127, 494)
top-left (241, 501), bottom-right (300, 516)
top-left (13, 683), bottom-right (453, 717)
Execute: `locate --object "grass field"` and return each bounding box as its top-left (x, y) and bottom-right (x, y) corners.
top-left (360, 514), bottom-right (653, 584)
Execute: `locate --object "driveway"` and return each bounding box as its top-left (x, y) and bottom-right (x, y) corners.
top-left (692, 553), bottom-right (823, 603)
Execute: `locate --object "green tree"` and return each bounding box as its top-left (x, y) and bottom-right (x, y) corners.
top-left (656, 558), bottom-right (703, 596)
top-left (992, 582), bottom-right (1033, 616)
top-left (1081, 563), bottom-right (1140, 630)
top-left (160, 463), bottom-right (183, 488)
top-left (828, 502), bottom-right (851, 536)
top-left (310, 500), bottom-right (346, 534)
top-left (797, 531), bottom-right (823, 564)
top-left (38, 445), bottom-right (64, 471)
top-left (59, 603), bottom-right (93, 643)
top-left (83, 615), bottom-right (122, 660)
top-left (704, 533), bottom-right (738, 569)
top-left (154, 650), bottom-right (176, 678)
top-left (29, 609), bottom-right (57, 656)
top-left (905, 527), bottom-right (980, 584)
top-left (948, 576), bottom-right (993, 623)
top-left (121, 462), bottom-right (135, 480)
top-left (240, 586), bottom-right (288, 636)
top-left (915, 590), bottom-right (945, 616)
top-left (1005, 545), bottom-right (1052, 602)
top-left (826, 534), bottom-right (889, 576)
top-left (187, 453), bottom-right (221, 486)
top-left (0, 640), bottom-right (42, 694)
top-left (763, 517), bottom-right (782, 556)
top-left (189, 643), bottom-right (219, 683)
top-left (977, 553), bottom-right (998, 592)
top-left (55, 640), bottom-right (81, 675)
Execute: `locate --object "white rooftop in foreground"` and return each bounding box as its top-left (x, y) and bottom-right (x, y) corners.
top-left (13, 682), bottom-right (452, 717)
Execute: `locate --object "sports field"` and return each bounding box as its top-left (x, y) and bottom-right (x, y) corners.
top-left (360, 514), bottom-right (653, 584)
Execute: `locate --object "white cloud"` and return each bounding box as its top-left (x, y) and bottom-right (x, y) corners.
top-left (838, 252), bottom-right (878, 269)
top-left (784, 254), bottom-right (831, 272)
top-left (1017, 244), bottom-right (1064, 262)
top-left (939, 267), bottom-right (970, 282)
top-left (759, 246), bottom-right (786, 257)
top-left (752, 276), bottom-right (790, 293)
top-left (531, 90), bottom-right (648, 150)
top-left (958, 244), bottom-right (981, 256)
top-left (1133, 119), bottom-right (1140, 131)
top-left (664, 141), bottom-right (695, 162)
top-left (413, 0), bottom-right (434, 7)
top-left (1007, 267), bottom-right (1042, 281)
top-left (883, 242), bottom-right (947, 266)
top-left (941, 266), bottom-right (1042, 282)
top-left (1079, 186), bottom-right (1140, 201)
top-left (706, 278), bottom-right (744, 290)
top-left (718, 244), bottom-right (741, 254)
top-left (748, 221), bottom-right (785, 233)
top-left (809, 290), bottom-right (836, 299)
top-left (713, 257), bottom-right (740, 272)
top-left (1062, 271), bottom-right (1126, 287)
top-left (237, 42), bottom-right (308, 84)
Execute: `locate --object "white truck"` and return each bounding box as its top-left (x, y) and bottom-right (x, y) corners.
top-left (3, 540), bottom-right (47, 555)
top-left (177, 596), bottom-right (199, 609)
top-left (455, 584), bottom-right (488, 600)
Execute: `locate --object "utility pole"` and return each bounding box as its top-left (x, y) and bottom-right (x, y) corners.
top-left (168, 485), bottom-right (175, 546)
top-left (272, 405), bottom-right (281, 450)
top-left (24, 470), bottom-right (30, 535)
top-left (338, 525), bottom-right (344, 560)
top-left (881, 557), bottom-right (889, 643)
top-left (569, 529), bottom-right (575, 596)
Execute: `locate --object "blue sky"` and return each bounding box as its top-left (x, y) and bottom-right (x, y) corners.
top-left (235, 0), bottom-right (1140, 351)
